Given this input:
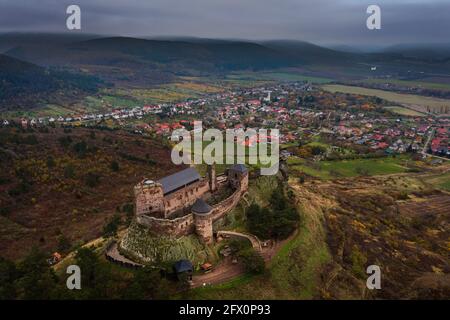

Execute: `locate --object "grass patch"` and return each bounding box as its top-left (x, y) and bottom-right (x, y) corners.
top-left (384, 106), bottom-right (426, 117)
top-left (120, 222), bottom-right (214, 267)
top-left (423, 172), bottom-right (450, 191)
top-left (227, 71), bottom-right (333, 84)
top-left (288, 155), bottom-right (412, 180)
top-left (362, 78), bottom-right (450, 91)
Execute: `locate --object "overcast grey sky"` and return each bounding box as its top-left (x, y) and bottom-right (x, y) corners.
top-left (0, 0), bottom-right (449, 46)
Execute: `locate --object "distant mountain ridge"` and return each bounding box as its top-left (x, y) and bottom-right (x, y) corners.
top-left (382, 43), bottom-right (450, 60)
top-left (5, 36), bottom-right (298, 72)
top-left (2, 33), bottom-right (450, 112)
top-left (0, 32), bottom-right (103, 54)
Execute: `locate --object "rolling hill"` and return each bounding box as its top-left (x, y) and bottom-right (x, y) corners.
top-left (3, 33), bottom-right (450, 112)
top-left (5, 36), bottom-right (298, 78)
top-left (382, 43), bottom-right (450, 60)
top-left (0, 54), bottom-right (100, 112)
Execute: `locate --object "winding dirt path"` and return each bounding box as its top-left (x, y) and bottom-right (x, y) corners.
top-left (191, 257), bottom-right (245, 288)
top-left (191, 232), bottom-right (296, 288)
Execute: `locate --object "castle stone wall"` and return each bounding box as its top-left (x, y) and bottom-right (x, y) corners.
top-left (136, 213), bottom-right (194, 238)
top-left (135, 188), bottom-right (244, 240)
top-left (163, 180), bottom-right (210, 216)
top-left (210, 189), bottom-right (243, 222)
top-left (133, 166), bottom-right (248, 242)
top-left (134, 182), bottom-right (165, 218)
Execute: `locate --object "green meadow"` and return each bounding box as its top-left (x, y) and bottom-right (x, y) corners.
top-left (423, 172), bottom-right (450, 191)
top-left (363, 78), bottom-right (450, 91)
top-left (384, 106), bottom-right (426, 117)
top-left (288, 155), bottom-right (412, 180)
top-left (226, 71), bottom-right (333, 83)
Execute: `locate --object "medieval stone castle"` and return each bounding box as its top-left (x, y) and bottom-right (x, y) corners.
top-left (133, 164), bottom-right (248, 244)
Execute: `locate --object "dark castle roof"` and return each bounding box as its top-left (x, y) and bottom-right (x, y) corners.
top-left (192, 198), bottom-right (212, 215)
top-left (173, 260), bottom-right (193, 273)
top-left (230, 164), bottom-right (248, 173)
top-left (157, 167), bottom-right (200, 195)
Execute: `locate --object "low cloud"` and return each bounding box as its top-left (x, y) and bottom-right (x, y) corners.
top-left (0, 0), bottom-right (448, 47)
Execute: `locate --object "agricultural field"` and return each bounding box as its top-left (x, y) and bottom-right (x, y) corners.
top-left (362, 78), bottom-right (450, 91)
top-left (226, 71), bottom-right (333, 84)
top-left (1, 80), bottom-right (225, 118)
top-left (322, 84), bottom-right (450, 113)
top-left (288, 155), bottom-right (413, 180)
top-left (0, 104), bottom-right (89, 119)
top-left (384, 106), bottom-right (427, 117)
top-left (87, 81), bottom-right (224, 108)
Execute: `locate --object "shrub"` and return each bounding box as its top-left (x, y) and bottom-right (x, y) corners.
top-left (58, 136), bottom-right (72, 148)
top-left (350, 246), bottom-right (367, 279)
top-left (238, 248), bottom-right (265, 274)
top-left (102, 214), bottom-right (121, 237)
top-left (64, 165), bottom-right (76, 179)
top-left (110, 160), bottom-right (120, 172)
top-left (46, 156), bottom-right (55, 168)
top-left (247, 187), bottom-right (299, 240)
top-left (57, 234), bottom-right (72, 253)
top-left (8, 181), bottom-right (31, 197)
top-left (85, 172), bottom-right (101, 188)
top-left (73, 141), bottom-right (88, 158)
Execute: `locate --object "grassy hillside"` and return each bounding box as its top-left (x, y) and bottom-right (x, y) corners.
top-left (183, 171), bottom-right (450, 300)
top-left (0, 54), bottom-right (100, 112)
top-left (120, 222), bottom-right (212, 266)
top-left (4, 34), bottom-right (450, 114)
top-left (183, 178), bottom-right (340, 299)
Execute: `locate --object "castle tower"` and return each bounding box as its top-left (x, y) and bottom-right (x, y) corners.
top-left (207, 163), bottom-right (217, 192)
top-left (228, 164), bottom-right (249, 192)
top-left (192, 198), bottom-right (213, 244)
top-left (134, 179), bottom-right (165, 219)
